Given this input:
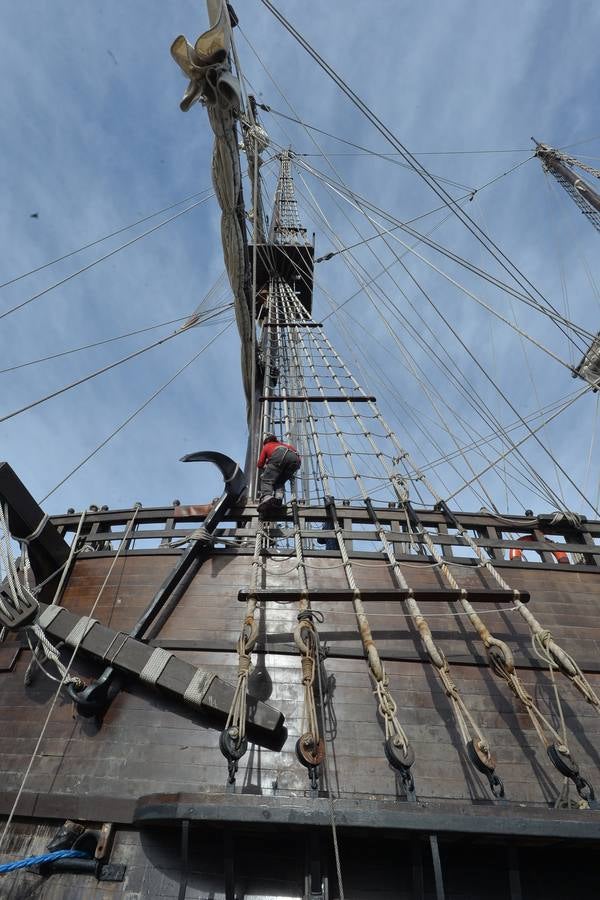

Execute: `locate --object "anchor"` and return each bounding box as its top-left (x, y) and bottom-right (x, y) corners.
top-left (0, 455), bottom-right (285, 743)
top-left (67, 451), bottom-right (247, 718)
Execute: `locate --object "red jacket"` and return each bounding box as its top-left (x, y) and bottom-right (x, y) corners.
top-left (257, 441), bottom-right (300, 469)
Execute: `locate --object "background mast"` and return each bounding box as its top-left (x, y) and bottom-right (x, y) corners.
top-left (535, 140), bottom-right (600, 232)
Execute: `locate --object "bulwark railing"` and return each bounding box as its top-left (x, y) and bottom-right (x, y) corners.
top-left (49, 504), bottom-right (600, 572)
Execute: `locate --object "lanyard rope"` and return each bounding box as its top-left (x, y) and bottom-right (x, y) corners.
top-left (285, 287), bottom-right (504, 794)
top-left (221, 519), bottom-right (264, 784)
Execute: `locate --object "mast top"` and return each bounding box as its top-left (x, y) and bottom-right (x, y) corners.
top-left (269, 150), bottom-right (309, 245)
top-left (534, 139), bottom-right (600, 233)
top-left (251, 151), bottom-right (315, 315)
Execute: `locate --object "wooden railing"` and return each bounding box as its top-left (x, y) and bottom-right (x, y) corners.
top-left (49, 504), bottom-right (600, 571)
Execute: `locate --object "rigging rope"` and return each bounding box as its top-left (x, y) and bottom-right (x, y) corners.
top-left (0, 189), bottom-right (214, 292)
top-left (257, 0), bottom-right (587, 357)
top-left (24, 509), bottom-right (87, 687)
top-left (275, 285), bottom-right (416, 793)
top-left (381, 439), bottom-right (600, 736)
top-left (301, 158), bottom-right (593, 348)
top-left (0, 315), bottom-right (192, 376)
top-left (283, 288), bottom-right (504, 795)
top-left (222, 520), bottom-right (264, 783)
top-left (286, 157), bottom-right (594, 513)
top-left (260, 254), bottom-right (599, 800)
top-left (290, 168), bottom-right (597, 513)
top-left (0, 195), bottom-right (214, 324)
top-left (0, 303), bottom-right (233, 427)
top-left (38, 321), bottom-right (233, 503)
top-left (0, 506), bottom-right (141, 851)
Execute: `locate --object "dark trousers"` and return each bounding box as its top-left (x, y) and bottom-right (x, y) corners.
top-left (259, 446), bottom-right (301, 498)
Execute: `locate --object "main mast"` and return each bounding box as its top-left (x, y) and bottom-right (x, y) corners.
top-left (2, 5), bottom-right (600, 896)
top-left (248, 150), bottom-right (315, 497)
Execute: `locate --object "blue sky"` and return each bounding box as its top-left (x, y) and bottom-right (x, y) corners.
top-left (1, 1), bottom-right (599, 518)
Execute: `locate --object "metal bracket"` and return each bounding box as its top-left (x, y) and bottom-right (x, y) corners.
top-left (41, 819), bottom-right (125, 882)
top-left (95, 822), bottom-right (115, 861)
top-left (224, 830), bottom-right (236, 900)
top-left (429, 834), bottom-right (446, 900)
top-left (305, 831), bottom-right (328, 899)
top-left (97, 863), bottom-right (127, 882)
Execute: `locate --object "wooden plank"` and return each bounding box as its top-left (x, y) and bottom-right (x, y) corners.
top-left (237, 588), bottom-right (530, 604)
top-left (48, 504), bottom-right (600, 534)
top-left (149, 637), bottom-right (600, 675)
top-left (0, 791), bottom-right (136, 824)
top-left (0, 645), bottom-right (21, 671)
top-left (0, 462), bottom-right (70, 582)
top-left (259, 395), bottom-right (376, 402)
top-left (133, 791), bottom-right (600, 840)
top-left (35, 603), bottom-right (284, 744)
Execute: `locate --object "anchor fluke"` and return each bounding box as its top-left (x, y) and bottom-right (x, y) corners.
top-left (180, 450), bottom-right (247, 512)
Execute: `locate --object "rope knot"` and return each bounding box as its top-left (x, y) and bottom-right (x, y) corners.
top-left (237, 653), bottom-right (252, 676)
top-left (301, 656), bottom-right (314, 684)
top-left (537, 628), bottom-right (553, 648)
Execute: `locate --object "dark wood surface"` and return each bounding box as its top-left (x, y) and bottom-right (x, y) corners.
top-left (237, 587), bottom-right (531, 604)
top-left (1, 543), bottom-right (600, 897)
top-left (0, 550), bottom-right (599, 808)
top-left (6, 813), bottom-right (600, 900)
top-left (0, 461), bottom-right (70, 582)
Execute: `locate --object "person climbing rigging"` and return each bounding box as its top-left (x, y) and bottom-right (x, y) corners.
top-left (257, 433), bottom-right (301, 514)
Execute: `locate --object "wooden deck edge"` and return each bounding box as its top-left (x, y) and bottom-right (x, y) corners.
top-left (134, 792), bottom-right (600, 839)
top-left (0, 791), bottom-right (136, 824)
top-left (3, 790), bottom-right (599, 840)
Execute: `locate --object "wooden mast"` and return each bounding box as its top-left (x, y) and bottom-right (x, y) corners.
top-left (248, 150), bottom-right (315, 495)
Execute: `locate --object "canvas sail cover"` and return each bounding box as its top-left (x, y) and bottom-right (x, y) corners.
top-left (171, 0), bottom-right (253, 416)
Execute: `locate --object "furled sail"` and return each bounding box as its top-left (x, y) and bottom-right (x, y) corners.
top-left (171, 0), bottom-right (253, 416)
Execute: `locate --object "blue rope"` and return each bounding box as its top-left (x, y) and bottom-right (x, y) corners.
top-left (0, 849), bottom-right (89, 873)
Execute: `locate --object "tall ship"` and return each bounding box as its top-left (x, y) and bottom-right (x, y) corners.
top-left (1, 2), bottom-right (600, 897)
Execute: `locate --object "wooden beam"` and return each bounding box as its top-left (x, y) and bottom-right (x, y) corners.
top-left (237, 587), bottom-right (530, 604)
top-left (35, 603), bottom-right (285, 745)
top-left (260, 395), bottom-right (376, 403)
top-left (0, 462), bottom-right (70, 583)
top-left (48, 505), bottom-right (600, 536)
top-left (0, 645), bottom-right (21, 671)
top-left (3, 789), bottom-right (599, 838)
top-left (150, 636), bottom-right (600, 675)
top-left (133, 791), bottom-right (600, 839)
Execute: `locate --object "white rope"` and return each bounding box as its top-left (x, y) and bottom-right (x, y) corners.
top-left (183, 669), bottom-right (217, 708)
top-left (280, 288), bottom-right (411, 751)
top-left (0, 505), bottom-right (141, 852)
top-left (139, 647), bottom-right (174, 685)
top-left (225, 520), bottom-right (264, 744)
top-left (287, 290), bottom-right (496, 764)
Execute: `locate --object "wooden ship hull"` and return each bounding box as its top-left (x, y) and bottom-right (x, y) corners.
top-left (1, 489), bottom-right (600, 898)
